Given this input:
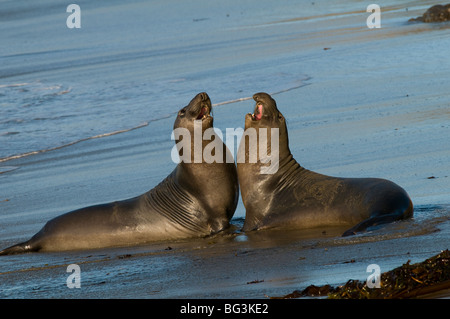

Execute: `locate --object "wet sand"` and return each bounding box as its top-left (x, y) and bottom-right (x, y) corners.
top-left (1, 0), bottom-right (450, 300)
top-left (0, 212), bottom-right (449, 299)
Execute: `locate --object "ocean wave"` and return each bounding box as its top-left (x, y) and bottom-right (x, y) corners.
top-left (0, 122), bottom-right (149, 163)
top-left (0, 83), bottom-right (31, 89)
top-left (212, 79), bottom-right (311, 107)
top-left (0, 166), bottom-right (19, 174)
top-left (0, 80), bottom-right (310, 164)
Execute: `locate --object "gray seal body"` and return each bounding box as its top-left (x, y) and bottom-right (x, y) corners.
top-left (1, 92), bottom-right (239, 254)
top-left (237, 92), bottom-right (413, 236)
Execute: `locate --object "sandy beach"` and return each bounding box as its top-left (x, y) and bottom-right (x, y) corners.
top-left (0, 0), bottom-right (449, 302)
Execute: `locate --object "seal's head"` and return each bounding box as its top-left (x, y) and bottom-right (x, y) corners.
top-left (245, 92), bottom-right (286, 131)
top-left (243, 92), bottom-right (290, 159)
top-left (174, 92), bottom-right (213, 132)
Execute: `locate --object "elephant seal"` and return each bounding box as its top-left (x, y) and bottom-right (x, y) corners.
top-left (0, 92), bottom-right (239, 255)
top-left (237, 92), bottom-right (413, 236)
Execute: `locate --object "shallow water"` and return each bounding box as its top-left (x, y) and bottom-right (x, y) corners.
top-left (0, 204), bottom-right (448, 299)
top-left (2, 0), bottom-right (448, 165)
top-left (0, 0), bottom-right (312, 161)
top-left (0, 0), bottom-right (449, 299)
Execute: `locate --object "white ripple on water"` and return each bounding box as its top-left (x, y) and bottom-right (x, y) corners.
top-left (0, 74), bottom-right (310, 163)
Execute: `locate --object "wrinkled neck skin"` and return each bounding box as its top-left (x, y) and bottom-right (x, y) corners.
top-left (237, 119), bottom-right (309, 231)
top-left (153, 91), bottom-right (239, 235)
top-left (174, 125), bottom-right (239, 233)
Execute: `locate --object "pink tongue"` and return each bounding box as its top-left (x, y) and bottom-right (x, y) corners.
top-left (255, 104), bottom-right (262, 120)
top-left (197, 107), bottom-right (206, 119)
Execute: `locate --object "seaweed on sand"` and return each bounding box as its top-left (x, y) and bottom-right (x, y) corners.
top-left (409, 4), bottom-right (450, 23)
top-left (276, 250), bottom-right (450, 299)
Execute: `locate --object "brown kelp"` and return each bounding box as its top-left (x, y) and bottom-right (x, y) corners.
top-left (276, 250), bottom-right (450, 299)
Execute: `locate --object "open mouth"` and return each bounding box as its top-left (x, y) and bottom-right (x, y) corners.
top-left (252, 103), bottom-right (263, 121)
top-left (196, 105), bottom-right (211, 120)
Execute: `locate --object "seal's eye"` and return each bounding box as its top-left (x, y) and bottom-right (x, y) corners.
top-left (179, 109), bottom-right (186, 117)
top-left (278, 113), bottom-right (283, 120)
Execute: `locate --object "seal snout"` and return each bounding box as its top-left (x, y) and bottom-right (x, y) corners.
top-left (251, 93), bottom-right (266, 121)
top-left (252, 103), bottom-right (263, 121)
top-left (251, 92), bottom-right (278, 121)
top-left (193, 92), bottom-right (212, 121)
top-left (253, 92), bottom-right (269, 102)
top-left (196, 105), bottom-right (211, 120)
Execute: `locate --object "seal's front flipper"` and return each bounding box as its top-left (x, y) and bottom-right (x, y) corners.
top-left (0, 240), bottom-right (38, 256)
top-left (341, 214), bottom-right (403, 237)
